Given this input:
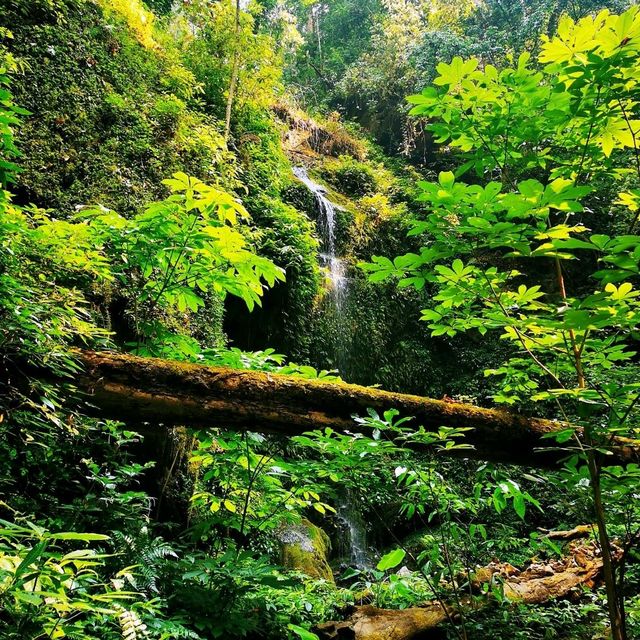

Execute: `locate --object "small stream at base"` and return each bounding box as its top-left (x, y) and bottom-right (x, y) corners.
top-left (335, 491), bottom-right (372, 569)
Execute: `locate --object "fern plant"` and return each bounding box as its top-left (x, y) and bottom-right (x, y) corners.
top-left (111, 530), bottom-right (178, 595)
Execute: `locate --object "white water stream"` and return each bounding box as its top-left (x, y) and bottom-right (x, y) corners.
top-left (335, 492), bottom-right (371, 569)
top-left (292, 167), bottom-right (347, 307)
top-left (294, 166), bottom-right (372, 569)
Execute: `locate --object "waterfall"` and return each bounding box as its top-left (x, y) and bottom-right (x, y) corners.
top-left (335, 491), bottom-right (371, 569)
top-left (292, 167), bottom-right (347, 307)
top-left (293, 167), bottom-right (371, 569)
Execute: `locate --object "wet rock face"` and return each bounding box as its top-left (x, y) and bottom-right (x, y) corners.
top-left (279, 519), bottom-right (334, 583)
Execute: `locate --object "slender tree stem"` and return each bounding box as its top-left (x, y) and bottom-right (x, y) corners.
top-left (224, 0), bottom-right (241, 143)
top-left (554, 257), bottom-right (625, 640)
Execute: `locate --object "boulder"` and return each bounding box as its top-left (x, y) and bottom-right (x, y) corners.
top-left (279, 519), bottom-right (334, 583)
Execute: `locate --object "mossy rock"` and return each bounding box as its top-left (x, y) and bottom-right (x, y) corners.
top-left (279, 519), bottom-right (334, 583)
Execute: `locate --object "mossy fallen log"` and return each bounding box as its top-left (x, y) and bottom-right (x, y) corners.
top-left (57, 350), bottom-right (640, 468)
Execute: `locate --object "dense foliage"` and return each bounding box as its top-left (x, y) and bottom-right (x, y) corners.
top-left (1, 1), bottom-right (639, 640)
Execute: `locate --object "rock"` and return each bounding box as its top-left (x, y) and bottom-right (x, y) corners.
top-left (279, 519), bottom-right (334, 583)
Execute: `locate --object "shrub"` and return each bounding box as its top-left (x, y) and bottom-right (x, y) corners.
top-left (322, 156), bottom-right (377, 198)
top-left (152, 95), bottom-right (185, 137)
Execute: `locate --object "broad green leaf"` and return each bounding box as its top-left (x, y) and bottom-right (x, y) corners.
top-left (51, 532), bottom-right (110, 542)
top-left (377, 548), bottom-right (406, 571)
top-left (288, 624), bottom-right (319, 640)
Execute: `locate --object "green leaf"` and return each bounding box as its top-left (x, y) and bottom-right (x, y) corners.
top-left (376, 548), bottom-right (406, 571)
top-left (13, 540), bottom-right (48, 582)
top-left (288, 624), bottom-right (320, 640)
top-left (50, 532), bottom-right (110, 541)
top-left (340, 567), bottom-right (361, 580)
top-left (439, 171), bottom-right (455, 189)
top-left (434, 56), bottom-right (479, 87)
top-left (513, 493), bottom-right (526, 519)
top-left (14, 590), bottom-right (43, 605)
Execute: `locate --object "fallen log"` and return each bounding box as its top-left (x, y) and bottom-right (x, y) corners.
top-left (473, 541), bottom-right (611, 603)
top-left (316, 542), bottom-right (614, 640)
top-left (46, 350), bottom-right (640, 467)
top-left (316, 604), bottom-right (450, 640)
top-left (542, 524), bottom-right (594, 541)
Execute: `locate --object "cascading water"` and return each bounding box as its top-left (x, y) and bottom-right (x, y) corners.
top-left (292, 167), bottom-right (347, 309)
top-left (335, 491), bottom-right (371, 569)
top-left (294, 166), bottom-right (372, 569)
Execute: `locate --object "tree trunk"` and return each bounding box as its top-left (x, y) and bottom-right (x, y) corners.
top-left (138, 425), bottom-right (196, 524)
top-left (224, 0), bottom-right (241, 143)
top-left (48, 350), bottom-right (640, 469)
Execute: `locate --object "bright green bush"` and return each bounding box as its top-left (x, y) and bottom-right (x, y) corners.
top-left (0, 0), bottom-right (232, 215)
top-left (152, 95), bottom-right (186, 138)
top-left (321, 155), bottom-right (377, 198)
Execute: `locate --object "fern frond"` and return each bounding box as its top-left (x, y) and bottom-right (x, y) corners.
top-left (119, 608), bottom-right (148, 640)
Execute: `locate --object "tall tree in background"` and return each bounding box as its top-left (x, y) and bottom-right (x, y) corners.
top-left (224, 0), bottom-right (241, 142)
top-left (283, 0), bottom-right (383, 104)
top-left (179, 0), bottom-right (283, 132)
top-left (283, 0), bottom-right (636, 157)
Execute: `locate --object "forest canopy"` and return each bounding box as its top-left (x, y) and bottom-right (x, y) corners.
top-left (0, 1), bottom-right (639, 639)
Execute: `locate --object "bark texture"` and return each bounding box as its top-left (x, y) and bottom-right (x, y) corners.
top-left (62, 350), bottom-right (640, 468)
